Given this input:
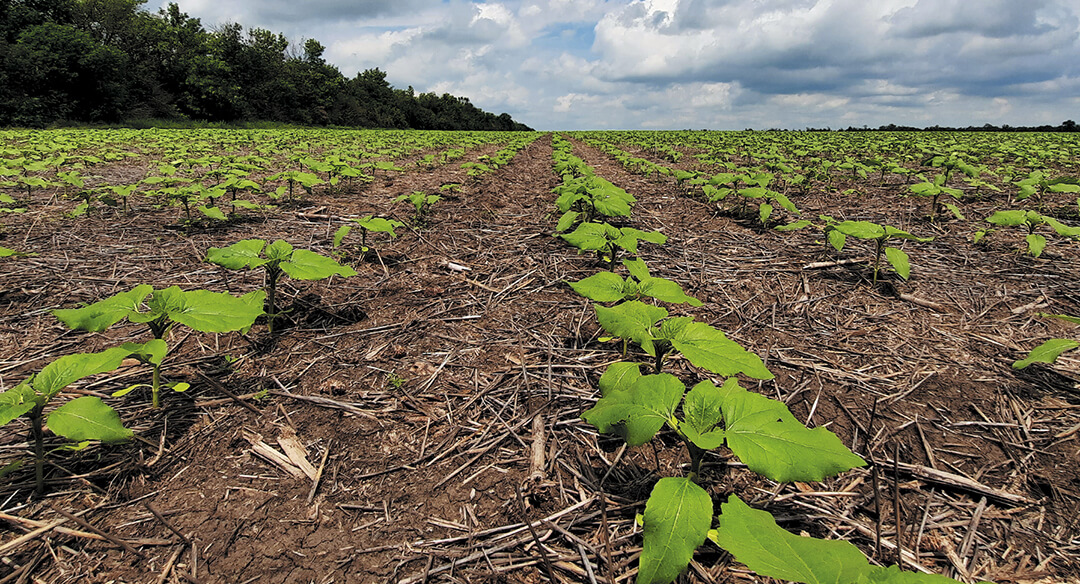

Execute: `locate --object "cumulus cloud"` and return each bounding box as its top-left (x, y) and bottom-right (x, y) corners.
top-left (152, 0), bottom-right (1080, 129)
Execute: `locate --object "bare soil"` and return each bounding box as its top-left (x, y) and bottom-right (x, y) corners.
top-left (1, 133), bottom-right (1078, 584)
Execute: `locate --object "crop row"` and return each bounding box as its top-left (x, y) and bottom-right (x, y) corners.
top-left (547, 134), bottom-right (984, 583)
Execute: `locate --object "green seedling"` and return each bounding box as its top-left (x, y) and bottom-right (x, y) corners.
top-left (0, 346), bottom-right (138, 494)
top-left (736, 186), bottom-right (800, 225)
top-left (594, 301), bottom-right (772, 378)
top-left (268, 170), bottom-right (324, 201)
top-left (460, 161), bottom-right (492, 178)
top-left (981, 210), bottom-right (1080, 257)
top-left (558, 222), bottom-right (666, 271)
top-left (206, 239), bottom-right (356, 335)
top-left (53, 286), bottom-right (265, 408)
top-left (582, 367), bottom-right (865, 583)
top-left (1015, 170), bottom-right (1080, 207)
top-left (570, 258), bottom-right (701, 306)
top-left (394, 191), bottom-right (441, 224)
top-left (909, 173), bottom-right (964, 222)
top-left (105, 184), bottom-right (138, 214)
top-left (833, 221), bottom-right (933, 283)
top-left (333, 215), bottom-right (405, 256)
top-left (553, 175), bottom-right (636, 230)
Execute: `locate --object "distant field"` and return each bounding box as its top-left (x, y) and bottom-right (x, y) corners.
top-left (2, 128), bottom-right (1078, 583)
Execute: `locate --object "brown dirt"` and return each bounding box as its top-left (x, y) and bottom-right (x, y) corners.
top-left (1, 131), bottom-right (1078, 584)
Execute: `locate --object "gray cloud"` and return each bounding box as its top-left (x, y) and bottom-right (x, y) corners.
top-left (153, 0), bottom-right (1080, 129)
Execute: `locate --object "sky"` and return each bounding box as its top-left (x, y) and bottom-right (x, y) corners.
top-left (149, 0), bottom-right (1080, 131)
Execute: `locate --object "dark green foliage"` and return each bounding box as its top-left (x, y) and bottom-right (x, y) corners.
top-left (0, 1), bottom-right (531, 130)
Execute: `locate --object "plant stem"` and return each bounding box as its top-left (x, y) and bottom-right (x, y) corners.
top-left (29, 406), bottom-right (45, 496)
top-left (266, 265), bottom-right (281, 335)
top-left (688, 443), bottom-right (706, 480)
top-left (873, 239), bottom-right (884, 284)
top-left (151, 363), bottom-right (162, 408)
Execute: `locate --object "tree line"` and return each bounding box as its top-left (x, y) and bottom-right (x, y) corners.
top-left (802, 121), bottom-right (1079, 132)
top-left (0, 0), bottom-right (533, 130)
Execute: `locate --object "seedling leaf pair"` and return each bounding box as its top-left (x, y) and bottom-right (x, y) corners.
top-left (53, 286), bottom-right (265, 407)
top-left (559, 222), bottom-right (666, 270)
top-left (570, 259), bottom-right (701, 305)
top-left (206, 239), bottom-right (355, 334)
top-left (594, 301), bottom-right (772, 379)
top-left (333, 215), bottom-right (405, 253)
top-left (833, 221), bottom-right (931, 283)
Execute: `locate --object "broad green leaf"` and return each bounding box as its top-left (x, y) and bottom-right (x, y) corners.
top-left (759, 202), bottom-right (773, 224)
top-left (774, 193), bottom-right (799, 214)
top-left (943, 203), bottom-right (965, 221)
top-left (53, 285), bottom-right (153, 332)
top-left (122, 339), bottom-right (168, 366)
top-left (623, 257), bottom-right (651, 281)
top-left (595, 301), bottom-right (668, 344)
top-left (909, 181), bottom-right (938, 195)
top-left (638, 277), bottom-right (703, 306)
top-left (835, 221), bottom-right (885, 240)
top-left (280, 249), bottom-right (357, 280)
top-left (582, 373), bottom-right (684, 446)
top-left (265, 239), bottom-right (294, 261)
top-left (884, 247), bottom-right (910, 280)
top-left (616, 228), bottom-right (666, 255)
top-left (667, 320), bottom-right (773, 380)
top-left (1044, 217), bottom-right (1080, 238)
top-left (712, 494), bottom-right (874, 584)
top-left (206, 239), bottom-right (269, 270)
top-left (353, 216), bottom-right (404, 236)
top-left (560, 222), bottom-right (618, 252)
top-left (719, 379), bottom-right (865, 482)
top-left (598, 362), bottom-right (642, 396)
top-left (827, 229), bottom-right (846, 252)
top-left (592, 189), bottom-right (634, 217)
top-left (986, 210), bottom-right (1031, 227)
top-left (884, 226), bottom-right (931, 242)
top-left (130, 286), bottom-right (184, 325)
top-left (775, 219), bottom-right (812, 232)
top-left (47, 397), bottom-right (132, 443)
top-left (866, 565), bottom-right (972, 583)
top-left (333, 225), bottom-right (351, 248)
top-left (570, 272), bottom-right (627, 302)
top-left (555, 210), bottom-right (580, 232)
top-left (33, 346), bottom-right (136, 399)
top-left (1049, 183), bottom-right (1080, 194)
top-left (638, 478), bottom-right (712, 584)
top-left (162, 288), bottom-right (265, 333)
top-left (681, 380), bottom-right (726, 450)
top-left (1013, 338), bottom-right (1080, 369)
top-left (1040, 313), bottom-right (1080, 325)
top-left (1026, 233), bottom-right (1046, 258)
top-left (0, 382), bottom-right (39, 425)
top-left (197, 205), bottom-right (226, 220)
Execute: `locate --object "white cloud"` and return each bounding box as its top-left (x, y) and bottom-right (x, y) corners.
top-left (152, 0), bottom-right (1080, 129)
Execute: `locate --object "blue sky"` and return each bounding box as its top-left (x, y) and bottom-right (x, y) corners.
top-left (151, 0), bottom-right (1080, 130)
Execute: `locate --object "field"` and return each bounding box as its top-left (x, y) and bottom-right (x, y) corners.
top-left (1, 128), bottom-right (1079, 584)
